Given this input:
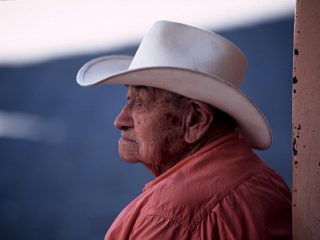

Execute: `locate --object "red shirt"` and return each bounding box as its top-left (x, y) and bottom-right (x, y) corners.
top-left (105, 132), bottom-right (292, 239)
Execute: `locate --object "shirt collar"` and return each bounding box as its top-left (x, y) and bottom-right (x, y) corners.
top-left (143, 131), bottom-right (241, 192)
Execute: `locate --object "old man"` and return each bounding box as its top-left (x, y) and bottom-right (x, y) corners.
top-left (77, 21), bottom-right (292, 239)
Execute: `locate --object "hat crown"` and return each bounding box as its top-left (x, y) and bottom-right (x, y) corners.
top-left (129, 21), bottom-right (248, 88)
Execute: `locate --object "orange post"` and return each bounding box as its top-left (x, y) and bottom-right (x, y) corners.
top-left (292, 0), bottom-right (320, 239)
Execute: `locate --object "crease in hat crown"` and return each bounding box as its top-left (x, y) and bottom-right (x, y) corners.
top-left (76, 20), bottom-right (272, 150)
top-left (128, 20), bottom-right (248, 89)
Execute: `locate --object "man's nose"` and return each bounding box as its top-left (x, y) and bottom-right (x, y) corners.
top-left (114, 106), bottom-right (133, 130)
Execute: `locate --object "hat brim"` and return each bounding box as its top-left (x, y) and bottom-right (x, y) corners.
top-left (77, 55), bottom-right (272, 150)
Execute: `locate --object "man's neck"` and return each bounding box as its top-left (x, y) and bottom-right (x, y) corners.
top-left (153, 124), bottom-right (235, 176)
top-left (184, 124), bottom-right (235, 158)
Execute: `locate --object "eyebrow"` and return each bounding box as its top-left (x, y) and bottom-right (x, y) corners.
top-left (126, 91), bottom-right (141, 102)
top-left (128, 86), bottom-right (149, 99)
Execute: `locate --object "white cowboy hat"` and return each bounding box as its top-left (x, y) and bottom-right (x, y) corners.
top-left (76, 20), bottom-right (272, 150)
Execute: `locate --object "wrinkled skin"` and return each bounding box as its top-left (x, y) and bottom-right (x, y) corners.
top-left (114, 86), bottom-right (189, 176)
top-left (114, 86), bottom-right (234, 176)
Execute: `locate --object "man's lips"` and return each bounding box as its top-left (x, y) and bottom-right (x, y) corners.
top-left (120, 134), bottom-right (137, 143)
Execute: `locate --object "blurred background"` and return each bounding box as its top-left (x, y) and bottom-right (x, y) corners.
top-left (1, 1), bottom-right (294, 239)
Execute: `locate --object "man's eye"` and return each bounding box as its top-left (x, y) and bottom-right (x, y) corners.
top-left (134, 101), bottom-right (143, 107)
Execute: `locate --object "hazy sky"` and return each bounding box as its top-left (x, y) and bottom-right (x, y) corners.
top-left (1, 0), bottom-right (294, 64)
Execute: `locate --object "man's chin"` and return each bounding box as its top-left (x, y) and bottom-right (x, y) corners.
top-left (118, 149), bottom-right (140, 164)
top-left (120, 156), bottom-right (140, 164)
top-left (118, 139), bottom-right (140, 163)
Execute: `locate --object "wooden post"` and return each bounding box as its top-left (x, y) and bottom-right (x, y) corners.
top-left (292, 0), bottom-right (320, 239)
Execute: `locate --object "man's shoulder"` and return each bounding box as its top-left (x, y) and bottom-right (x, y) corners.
top-left (142, 162), bottom-right (290, 231)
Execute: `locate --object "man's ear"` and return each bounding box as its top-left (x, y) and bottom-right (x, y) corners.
top-left (184, 100), bottom-right (214, 144)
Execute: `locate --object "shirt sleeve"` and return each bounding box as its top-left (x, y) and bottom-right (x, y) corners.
top-left (129, 168), bottom-right (292, 240)
top-left (129, 214), bottom-right (194, 240)
top-left (129, 211), bottom-right (236, 240)
top-left (210, 169), bottom-right (292, 240)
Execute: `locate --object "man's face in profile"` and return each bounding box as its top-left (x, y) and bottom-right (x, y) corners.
top-left (113, 86), bottom-right (188, 175)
